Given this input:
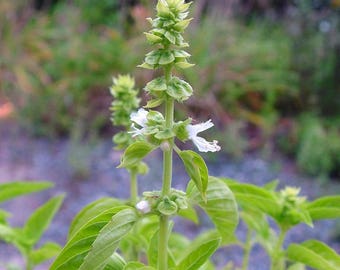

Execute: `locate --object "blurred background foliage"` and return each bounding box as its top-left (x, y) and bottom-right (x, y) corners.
top-left (0, 0), bottom-right (339, 178)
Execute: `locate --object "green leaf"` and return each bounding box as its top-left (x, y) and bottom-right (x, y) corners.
top-left (178, 205), bottom-right (199, 224)
top-left (240, 209), bottom-right (270, 239)
top-left (147, 224), bottom-right (175, 268)
top-left (285, 207), bottom-right (313, 228)
top-left (187, 177), bottom-right (239, 243)
top-left (224, 179), bottom-right (281, 219)
top-left (0, 209), bottom-right (10, 224)
top-left (287, 263), bottom-right (306, 270)
top-left (0, 223), bottom-right (16, 243)
top-left (307, 196), bottom-right (340, 220)
top-left (30, 242), bottom-right (61, 266)
top-left (179, 150), bottom-right (208, 201)
top-left (22, 194), bottom-right (64, 247)
top-left (239, 208), bottom-right (277, 254)
top-left (123, 262), bottom-right (155, 270)
top-left (263, 179), bottom-right (279, 191)
top-left (287, 240), bottom-right (340, 270)
top-left (68, 198), bottom-right (124, 240)
top-left (0, 181), bottom-right (53, 203)
top-left (50, 205), bottom-right (129, 270)
top-left (80, 209), bottom-right (138, 270)
top-left (168, 233), bottom-right (190, 260)
top-left (176, 233), bottom-right (221, 270)
top-left (120, 216), bottom-right (158, 255)
top-left (103, 253), bottom-right (126, 270)
top-left (118, 141), bottom-right (155, 168)
top-left (124, 262), bottom-right (144, 269)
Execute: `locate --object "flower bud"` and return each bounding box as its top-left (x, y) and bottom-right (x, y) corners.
top-left (136, 200), bottom-right (151, 214)
top-left (160, 141), bottom-right (171, 151)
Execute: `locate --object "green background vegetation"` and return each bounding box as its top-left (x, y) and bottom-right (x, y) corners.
top-left (0, 0), bottom-right (339, 178)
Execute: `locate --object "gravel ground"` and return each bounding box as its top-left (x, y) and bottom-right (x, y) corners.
top-left (0, 123), bottom-right (339, 270)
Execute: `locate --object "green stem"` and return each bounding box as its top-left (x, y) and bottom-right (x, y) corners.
top-left (129, 169), bottom-right (138, 206)
top-left (162, 97), bottom-right (174, 196)
top-left (158, 66), bottom-right (174, 270)
top-left (158, 215), bottom-right (169, 270)
top-left (270, 228), bottom-right (287, 270)
top-left (26, 256), bottom-right (33, 270)
top-left (129, 169), bottom-right (139, 261)
top-left (241, 229), bottom-right (253, 270)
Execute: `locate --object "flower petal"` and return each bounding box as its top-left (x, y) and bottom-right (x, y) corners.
top-left (186, 119), bottom-right (214, 138)
top-left (129, 124), bottom-right (146, 137)
top-left (130, 108), bottom-right (148, 127)
top-left (191, 136), bottom-right (221, 152)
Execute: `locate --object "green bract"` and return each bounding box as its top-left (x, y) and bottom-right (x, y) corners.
top-left (142, 50), bottom-right (193, 70)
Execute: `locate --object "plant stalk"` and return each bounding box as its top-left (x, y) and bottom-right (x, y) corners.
top-left (270, 228), bottom-right (287, 270)
top-left (26, 257), bottom-right (33, 270)
top-left (158, 214), bottom-right (169, 270)
top-left (129, 169), bottom-right (139, 261)
top-left (129, 169), bottom-right (138, 206)
top-left (162, 97), bottom-right (174, 196)
top-left (158, 66), bottom-right (174, 270)
top-left (241, 229), bottom-right (253, 270)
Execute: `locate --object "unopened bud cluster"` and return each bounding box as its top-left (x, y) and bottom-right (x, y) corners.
top-left (110, 75), bottom-right (140, 149)
top-left (135, 189), bottom-right (188, 216)
top-left (278, 186), bottom-right (310, 228)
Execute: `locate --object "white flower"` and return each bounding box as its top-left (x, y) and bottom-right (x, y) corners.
top-left (136, 200), bottom-right (151, 214)
top-left (129, 108), bottom-right (148, 137)
top-left (131, 108), bottom-right (148, 127)
top-left (186, 120), bottom-right (221, 152)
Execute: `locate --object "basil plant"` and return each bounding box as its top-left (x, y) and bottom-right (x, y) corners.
top-left (50, 1), bottom-right (340, 270)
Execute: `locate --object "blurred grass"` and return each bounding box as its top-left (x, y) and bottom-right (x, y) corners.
top-left (1, 1), bottom-right (142, 136)
top-left (0, 1), bottom-right (339, 177)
